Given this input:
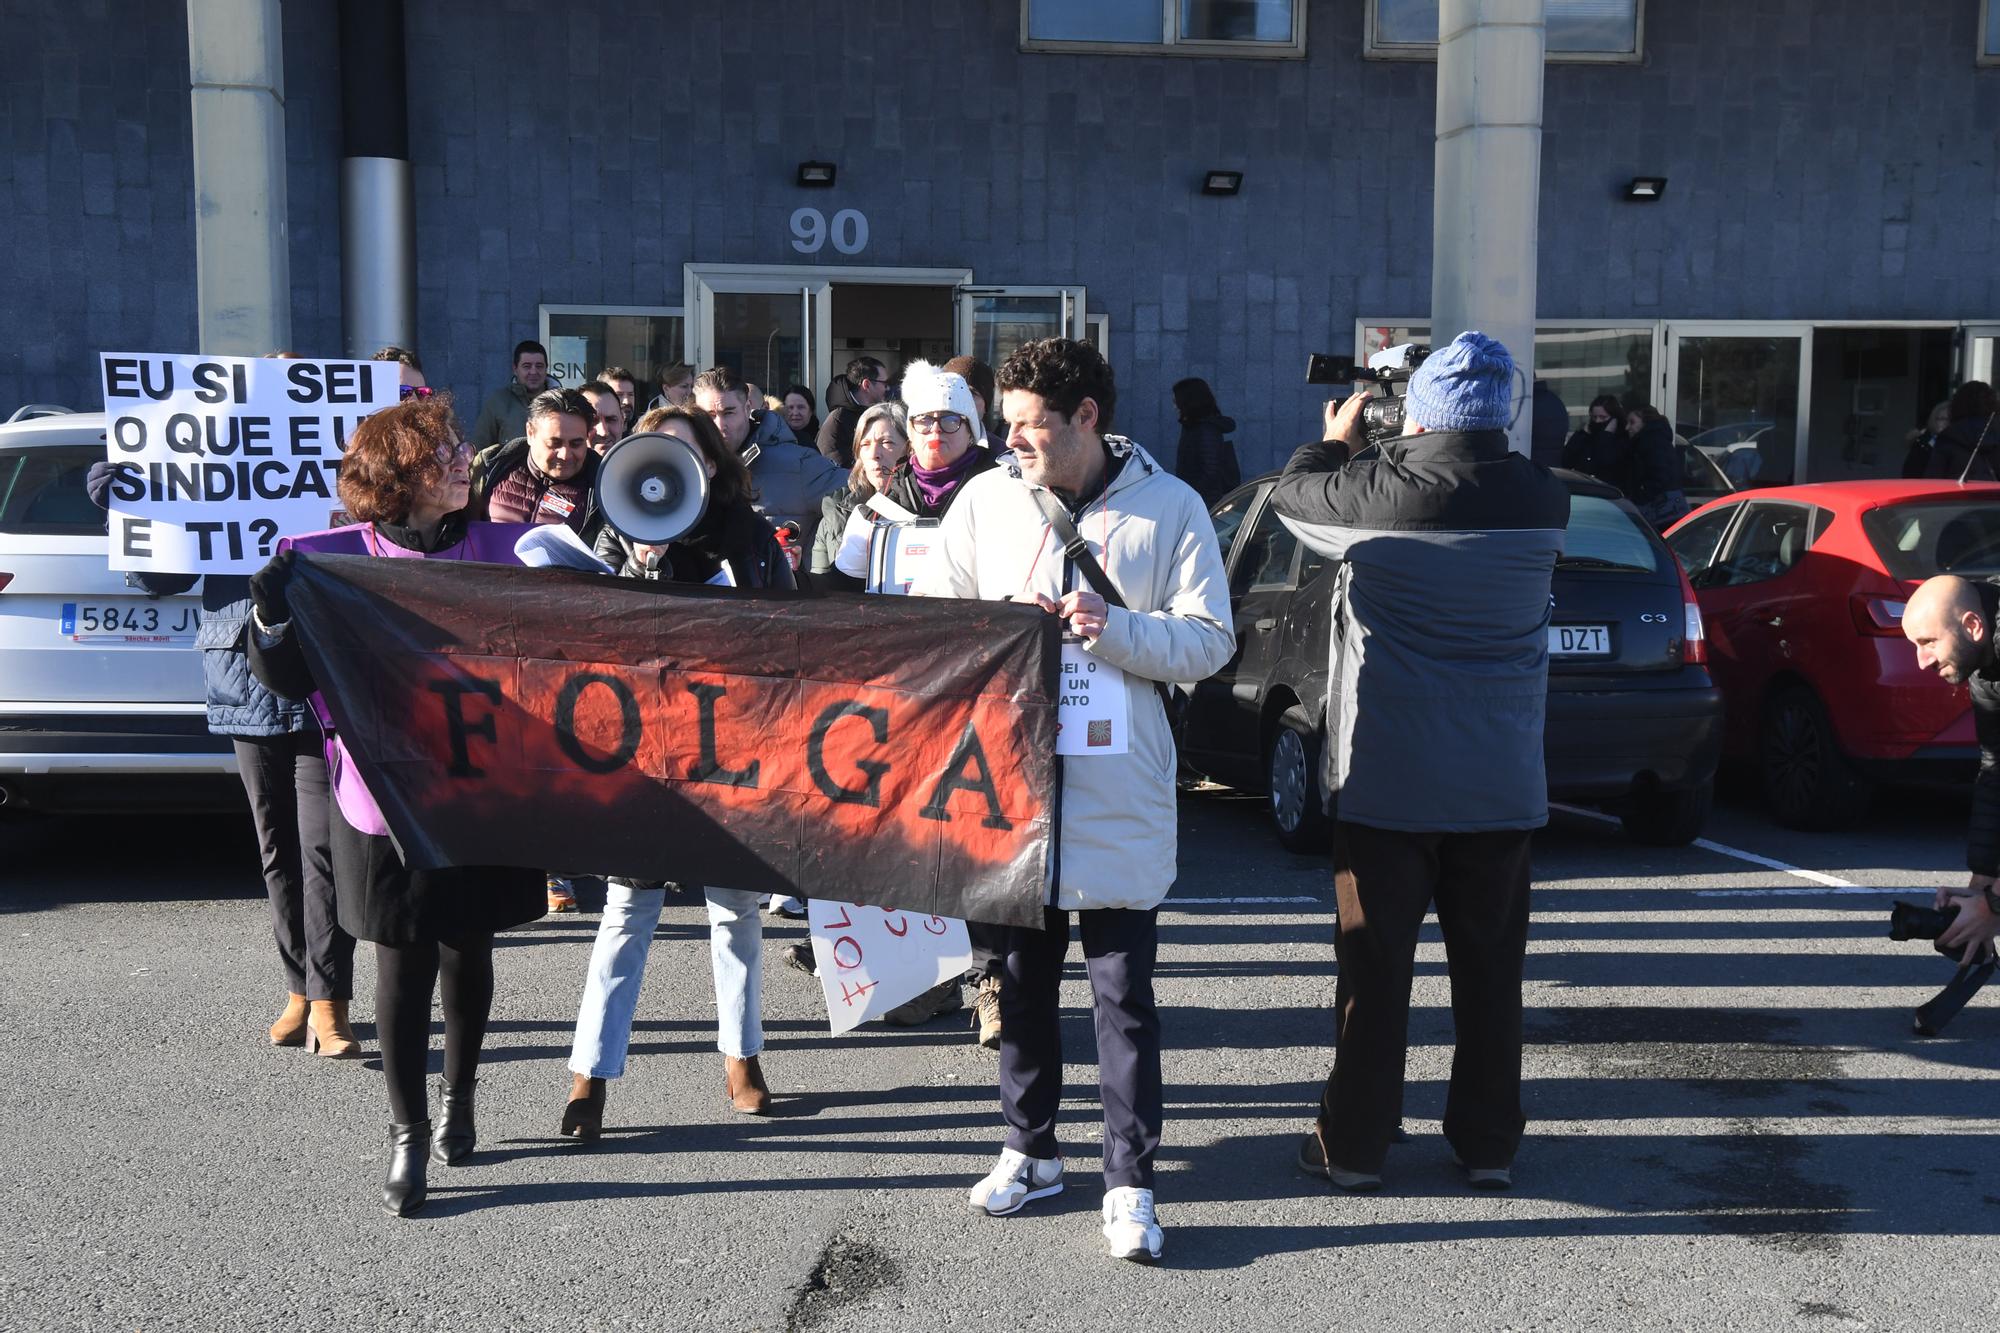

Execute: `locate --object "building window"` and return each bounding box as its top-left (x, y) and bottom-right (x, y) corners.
top-left (538, 306), bottom-right (684, 394)
top-left (1022, 0), bottom-right (1305, 58)
top-left (1983, 0), bottom-right (2000, 64)
top-left (1357, 322), bottom-right (1655, 434)
top-left (1367, 0), bottom-right (1643, 63)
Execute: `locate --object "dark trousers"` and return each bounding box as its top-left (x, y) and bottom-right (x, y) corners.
top-left (999, 906), bottom-right (1161, 1190)
top-left (965, 920), bottom-right (1007, 982)
top-left (234, 734), bottom-right (350, 1000)
top-left (376, 935), bottom-right (496, 1125)
top-left (1318, 821), bottom-right (1532, 1174)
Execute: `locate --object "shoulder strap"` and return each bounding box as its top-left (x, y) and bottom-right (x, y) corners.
top-left (1028, 486), bottom-right (1127, 609)
top-left (1026, 486), bottom-right (1177, 711)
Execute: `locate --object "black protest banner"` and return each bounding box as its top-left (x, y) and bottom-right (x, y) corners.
top-left (286, 553), bottom-right (1060, 929)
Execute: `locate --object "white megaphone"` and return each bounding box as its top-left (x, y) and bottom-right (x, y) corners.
top-left (595, 430), bottom-right (711, 545)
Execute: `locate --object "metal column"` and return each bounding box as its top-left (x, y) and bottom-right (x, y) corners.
top-left (1430, 0), bottom-right (1545, 455)
top-left (338, 0), bottom-right (416, 357)
top-left (186, 0), bottom-right (291, 356)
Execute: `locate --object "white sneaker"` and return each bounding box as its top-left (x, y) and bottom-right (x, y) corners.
top-left (967, 1148), bottom-right (1063, 1217)
top-left (768, 895), bottom-right (806, 919)
top-left (1101, 1186), bottom-right (1164, 1262)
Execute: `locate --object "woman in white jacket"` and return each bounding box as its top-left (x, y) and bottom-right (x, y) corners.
top-left (914, 338), bottom-right (1233, 1264)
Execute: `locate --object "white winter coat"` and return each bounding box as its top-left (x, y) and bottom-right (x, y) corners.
top-left (915, 438), bottom-right (1234, 911)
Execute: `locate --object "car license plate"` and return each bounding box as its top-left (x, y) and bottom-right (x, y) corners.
top-left (60, 601), bottom-right (199, 643)
top-left (1549, 624), bottom-right (1611, 656)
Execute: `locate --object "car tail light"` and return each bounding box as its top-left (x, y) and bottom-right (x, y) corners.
top-left (1675, 559), bottom-right (1707, 665)
top-left (1850, 595), bottom-right (1907, 637)
top-left (0, 572), bottom-right (11, 592)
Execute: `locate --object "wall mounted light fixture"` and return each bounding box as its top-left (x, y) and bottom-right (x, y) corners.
top-left (1624, 176), bottom-right (1667, 201)
top-left (1201, 170), bottom-right (1243, 197)
top-left (797, 161), bottom-right (837, 187)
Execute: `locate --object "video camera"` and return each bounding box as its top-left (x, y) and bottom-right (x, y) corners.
top-left (1887, 899), bottom-right (1997, 1035)
top-left (1307, 343), bottom-right (1430, 448)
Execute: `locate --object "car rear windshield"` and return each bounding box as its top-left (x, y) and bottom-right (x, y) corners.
top-left (0, 446), bottom-right (105, 536)
top-left (1558, 493), bottom-right (1661, 573)
top-left (1862, 500), bottom-right (2000, 580)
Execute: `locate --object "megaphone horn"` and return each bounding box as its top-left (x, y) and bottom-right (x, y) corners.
top-left (595, 431), bottom-right (711, 545)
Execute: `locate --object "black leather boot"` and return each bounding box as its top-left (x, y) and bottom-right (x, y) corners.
top-left (383, 1120), bottom-right (430, 1216)
top-left (431, 1079), bottom-right (476, 1166)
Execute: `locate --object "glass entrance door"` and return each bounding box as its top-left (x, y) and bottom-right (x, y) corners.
top-left (956, 286), bottom-right (1087, 371)
top-left (685, 271), bottom-right (828, 404)
top-left (1965, 325), bottom-right (2000, 385)
top-left (1666, 324), bottom-right (1809, 487)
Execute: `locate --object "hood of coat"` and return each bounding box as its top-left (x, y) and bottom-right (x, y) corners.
top-left (1000, 434), bottom-right (1166, 506)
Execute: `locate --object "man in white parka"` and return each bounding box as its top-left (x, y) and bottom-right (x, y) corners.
top-left (915, 338), bottom-right (1233, 1263)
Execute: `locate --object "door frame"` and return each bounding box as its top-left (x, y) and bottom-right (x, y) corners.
top-left (956, 284), bottom-right (1089, 352)
top-left (1963, 324), bottom-right (2000, 385)
top-left (684, 264), bottom-right (974, 400)
top-left (1662, 321), bottom-right (1815, 486)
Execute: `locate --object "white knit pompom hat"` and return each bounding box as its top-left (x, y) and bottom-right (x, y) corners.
top-left (897, 360), bottom-right (986, 445)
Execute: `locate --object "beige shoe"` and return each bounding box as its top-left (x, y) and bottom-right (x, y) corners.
top-left (724, 1056), bottom-right (770, 1115)
top-left (269, 992), bottom-right (309, 1047)
top-left (974, 974), bottom-right (1003, 1050)
top-left (305, 999), bottom-right (361, 1059)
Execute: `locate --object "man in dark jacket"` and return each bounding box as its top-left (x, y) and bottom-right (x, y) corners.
top-left (1530, 379), bottom-right (1568, 471)
top-left (1265, 331), bottom-right (1570, 1194)
top-left (815, 356), bottom-right (889, 467)
top-left (1902, 575), bottom-right (2000, 962)
top-left (469, 387), bottom-right (604, 544)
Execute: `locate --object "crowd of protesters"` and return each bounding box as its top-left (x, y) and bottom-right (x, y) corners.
top-left (90, 330), bottom-right (1867, 1268)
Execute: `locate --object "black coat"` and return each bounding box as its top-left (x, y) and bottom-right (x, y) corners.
top-left (1924, 415), bottom-right (1999, 483)
top-left (1626, 418), bottom-right (1679, 504)
top-left (1174, 414), bottom-right (1240, 505)
top-left (1970, 583), bottom-right (2000, 877)
top-left (1561, 424), bottom-right (1633, 491)
top-left (246, 515), bottom-right (544, 947)
top-left (592, 494), bottom-right (798, 589)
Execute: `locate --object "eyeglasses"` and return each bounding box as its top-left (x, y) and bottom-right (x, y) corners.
top-left (399, 384), bottom-right (435, 399)
top-left (433, 438), bottom-right (472, 466)
top-left (910, 411), bottom-right (968, 435)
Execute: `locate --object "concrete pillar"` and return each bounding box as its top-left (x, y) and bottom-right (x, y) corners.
top-left (1430, 0), bottom-right (1544, 454)
top-left (338, 0), bottom-right (416, 357)
top-left (187, 0), bottom-right (291, 356)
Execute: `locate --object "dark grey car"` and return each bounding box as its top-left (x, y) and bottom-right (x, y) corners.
top-left (1179, 470), bottom-right (1724, 849)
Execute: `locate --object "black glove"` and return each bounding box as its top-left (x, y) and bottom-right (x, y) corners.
top-left (248, 550), bottom-right (296, 628)
top-left (85, 460), bottom-right (123, 511)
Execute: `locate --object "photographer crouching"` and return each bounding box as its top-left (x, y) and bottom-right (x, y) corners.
top-left (1266, 332), bottom-right (1570, 1193)
top-left (1901, 576), bottom-right (2000, 965)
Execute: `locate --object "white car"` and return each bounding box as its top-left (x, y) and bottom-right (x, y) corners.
top-left (0, 406), bottom-right (237, 811)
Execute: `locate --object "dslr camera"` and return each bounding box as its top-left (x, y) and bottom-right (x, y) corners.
top-left (1887, 899), bottom-right (1996, 1036)
top-left (1307, 344), bottom-right (1431, 448)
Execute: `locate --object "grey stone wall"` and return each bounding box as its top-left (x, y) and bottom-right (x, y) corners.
top-left (7, 0), bottom-right (2000, 475)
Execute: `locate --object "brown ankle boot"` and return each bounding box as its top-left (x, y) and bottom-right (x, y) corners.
top-left (269, 993), bottom-right (309, 1047)
top-left (306, 999), bottom-right (361, 1059)
top-left (724, 1056), bottom-right (769, 1115)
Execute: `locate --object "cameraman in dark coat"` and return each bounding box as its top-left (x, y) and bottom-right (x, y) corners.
top-left (1264, 332), bottom-right (1569, 1194)
top-left (1901, 575), bottom-right (2000, 962)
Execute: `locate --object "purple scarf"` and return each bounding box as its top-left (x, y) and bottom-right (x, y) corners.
top-left (908, 447), bottom-right (984, 511)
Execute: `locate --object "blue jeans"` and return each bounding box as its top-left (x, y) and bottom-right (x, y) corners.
top-left (567, 881), bottom-right (766, 1078)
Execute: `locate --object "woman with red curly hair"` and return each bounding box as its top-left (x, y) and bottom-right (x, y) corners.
top-left (247, 393), bottom-right (543, 1218)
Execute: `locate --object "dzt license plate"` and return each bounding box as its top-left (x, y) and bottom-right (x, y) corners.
top-left (1549, 624), bottom-right (1611, 657)
top-left (60, 600), bottom-right (199, 643)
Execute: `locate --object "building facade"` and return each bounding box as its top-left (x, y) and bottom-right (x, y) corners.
top-left (6, 0), bottom-right (2000, 481)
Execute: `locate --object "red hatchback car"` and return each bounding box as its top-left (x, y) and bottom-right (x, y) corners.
top-left (1663, 480), bottom-right (2000, 828)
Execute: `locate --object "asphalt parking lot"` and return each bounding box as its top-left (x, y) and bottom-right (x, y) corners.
top-left (1, 784), bottom-right (1995, 1332)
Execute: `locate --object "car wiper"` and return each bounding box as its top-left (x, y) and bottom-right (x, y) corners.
top-left (1555, 555), bottom-right (1652, 572)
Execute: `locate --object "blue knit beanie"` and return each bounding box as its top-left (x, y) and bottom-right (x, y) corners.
top-left (1404, 331), bottom-right (1515, 433)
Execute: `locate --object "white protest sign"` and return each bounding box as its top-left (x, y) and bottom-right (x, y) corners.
top-left (807, 897), bottom-right (971, 1035)
top-left (98, 353), bottom-right (399, 574)
top-left (1055, 640), bottom-right (1131, 755)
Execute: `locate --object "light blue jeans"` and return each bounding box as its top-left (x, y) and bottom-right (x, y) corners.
top-left (567, 881), bottom-right (766, 1077)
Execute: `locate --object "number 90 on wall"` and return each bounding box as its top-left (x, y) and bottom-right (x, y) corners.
top-left (790, 207), bottom-right (869, 256)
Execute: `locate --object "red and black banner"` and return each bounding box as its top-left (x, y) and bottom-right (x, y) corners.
top-left (287, 553), bottom-right (1060, 928)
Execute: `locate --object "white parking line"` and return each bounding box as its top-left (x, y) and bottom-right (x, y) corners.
top-left (1166, 895), bottom-right (1324, 907)
top-left (1548, 801), bottom-right (1903, 896)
